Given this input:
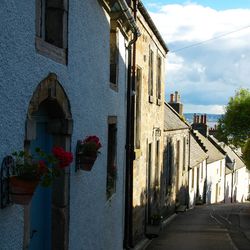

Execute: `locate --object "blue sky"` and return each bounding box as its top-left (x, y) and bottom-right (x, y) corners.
top-left (143, 0), bottom-right (250, 10)
top-left (142, 1), bottom-right (250, 113)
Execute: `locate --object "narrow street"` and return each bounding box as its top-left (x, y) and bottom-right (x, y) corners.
top-left (145, 203), bottom-right (250, 250)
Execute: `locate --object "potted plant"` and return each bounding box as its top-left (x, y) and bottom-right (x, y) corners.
top-left (10, 147), bottom-right (73, 205)
top-left (76, 135), bottom-right (102, 171)
top-left (150, 214), bottom-right (163, 226)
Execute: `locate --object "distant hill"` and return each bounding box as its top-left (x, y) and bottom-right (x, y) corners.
top-left (184, 113), bottom-right (222, 128)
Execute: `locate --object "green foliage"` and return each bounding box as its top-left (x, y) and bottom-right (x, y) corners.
top-left (242, 139), bottom-right (250, 170)
top-left (12, 147), bottom-right (72, 187)
top-left (79, 142), bottom-right (99, 157)
top-left (216, 88), bottom-right (250, 147)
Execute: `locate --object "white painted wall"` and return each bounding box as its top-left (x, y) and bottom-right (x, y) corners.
top-left (233, 167), bottom-right (249, 203)
top-left (189, 166), bottom-right (197, 208)
top-left (0, 1), bottom-right (129, 249)
top-left (225, 172), bottom-right (233, 203)
top-left (206, 159), bottom-right (225, 204)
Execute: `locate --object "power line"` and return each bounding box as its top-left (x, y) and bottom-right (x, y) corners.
top-left (171, 25), bottom-right (250, 53)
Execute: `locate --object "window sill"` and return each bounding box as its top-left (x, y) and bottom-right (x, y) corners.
top-left (109, 82), bottom-right (118, 92)
top-left (157, 99), bottom-right (162, 106)
top-left (35, 37), bottom-right (67, 65)
top-left (148, 95), bottom-right (154, 103)
top-left (134, 149), bottom-right (141, 159)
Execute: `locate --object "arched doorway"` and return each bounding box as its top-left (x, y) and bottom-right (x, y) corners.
top-left (24, 73), bottom-right (72, 250)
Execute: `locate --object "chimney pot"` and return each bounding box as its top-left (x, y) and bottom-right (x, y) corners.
top-left (201, 115), bottom-right (204, 124)
top-left (193, 113), bottom-right (196, 123)
top-left (175, 91), bottom-right (178, 103)
top-left (204, 114), bottom-right (207, 124)
top-left (170, 94), bottom-right (174, 103)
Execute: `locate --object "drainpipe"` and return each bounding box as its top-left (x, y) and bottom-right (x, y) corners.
top-left (124, 0), bottom-right (140, 248)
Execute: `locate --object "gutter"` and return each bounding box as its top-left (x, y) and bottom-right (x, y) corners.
top-left (117, 0), bottom-right (141, 37)
top-left (111, 0), bottom-right (141, 38)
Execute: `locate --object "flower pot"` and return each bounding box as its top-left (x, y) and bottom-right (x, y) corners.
top-left (150, 216), bottom-right (163, 226)
top-left (10, 176), bottom-right (38, 205)
top-left (78, 155), bottom-right (97, 171)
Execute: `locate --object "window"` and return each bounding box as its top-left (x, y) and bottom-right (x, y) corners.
top-left (36, 0), bottom-right (68, 64)
top-left (166, 141), bottom-right (173, 188)
top-left (156, 56), bottom-right (162, 102)
top-left (201, 162), bottom-right (203, 179)
top-left (183, 138), bottom-right (186, 171)
top-left (220, 160), bottom-right (222, 177)
top-left (176, 140), bottom-right (181, 189)
top-left (106, 116), bottom-right (117, 199)
top-left (234, 171), bottom-right (238, 185)
top-left (191, 169), bottom-right (194, 189)
top-left (135, 67), bottom-right (142, 148)
top-left (147, 142), bottom-right (153, 191)
top-left (155, 140), bottom-right (160, 185)
top-left (148, 49), bottom-right (154, 102)
top-left (110, 27), bottom-right (119, 88)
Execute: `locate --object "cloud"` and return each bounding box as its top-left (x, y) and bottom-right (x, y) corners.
top-left (150, 2), bottom-right (250, 113)
top-left (184, 104), bottom-right (225, 114)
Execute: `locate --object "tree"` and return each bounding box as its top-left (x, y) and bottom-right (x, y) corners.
top-left (216, 88), bottom-right (250, 148)
top-left (242, 139), bottom-right (250, 170)
top-left (216, 88), bottom-right (250, 169)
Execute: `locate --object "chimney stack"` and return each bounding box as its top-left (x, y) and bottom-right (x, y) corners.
top-left (168, 91), bottom-right (183, 116)
top-left (191, 113), bottom-right (208, 137)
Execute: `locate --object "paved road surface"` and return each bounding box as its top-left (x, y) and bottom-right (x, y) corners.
top-left (145, 203), bottom-right (250, 250)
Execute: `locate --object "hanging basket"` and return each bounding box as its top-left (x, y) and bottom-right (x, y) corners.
top-left (78, 155), bottom-right (97, 171)
top-left (9, 176), bottom-right (38, 205)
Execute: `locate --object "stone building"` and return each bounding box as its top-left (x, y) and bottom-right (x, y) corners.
top-left (130, 0), bottom-right (168, 245)
top-left (162, 94), bottom-right (190, 216)
top-left (0, 1), bottom-right (139, 249)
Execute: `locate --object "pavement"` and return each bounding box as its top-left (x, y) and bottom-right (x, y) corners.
top-left (145, 203), bottom-right (250, 250)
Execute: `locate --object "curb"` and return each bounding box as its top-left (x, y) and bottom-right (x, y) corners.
top-left (161, 213), bottom-right (177, 228)
top-left (132, 213), bottom-right (177, 250)
top-left (132, 238), bottom-right (151, 250)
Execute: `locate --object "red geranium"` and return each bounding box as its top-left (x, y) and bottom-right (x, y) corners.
top-left (12, 147), bottom-right (73, 187)
top-left (83, 136), bottom-right (102, 150)
top-left (79, 135), bottom-right (102, 157)
top-left (38, 160), bottom-right (48, 175)
top-left (52, 146), bottom-right (73, 168)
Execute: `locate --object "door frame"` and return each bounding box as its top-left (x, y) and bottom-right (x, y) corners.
top-left (24, 73), bottom-right (73, 250)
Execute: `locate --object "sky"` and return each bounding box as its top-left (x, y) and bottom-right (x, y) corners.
top-left (142, 0), bottom-right (250, 114)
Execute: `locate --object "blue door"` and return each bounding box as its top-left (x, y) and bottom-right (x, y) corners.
top-left (29, 121), bottom-right (52, 250)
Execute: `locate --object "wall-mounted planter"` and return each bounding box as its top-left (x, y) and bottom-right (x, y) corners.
top-left (75, 137), bottom-right (101, 172)
top-left (10, 177), bottom-right (38, 205)
top-left (78, 155), bottom-right (97, 171)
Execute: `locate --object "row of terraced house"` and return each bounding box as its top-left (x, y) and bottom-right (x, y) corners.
top-left (0, 1), bottom-right (249, 249)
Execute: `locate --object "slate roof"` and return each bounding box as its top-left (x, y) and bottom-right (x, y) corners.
top-left (209, 136), bottom-right (246, 171)
top-left (164, 103), bottom-right (189, 131)
top-left (190, 133), bottom-right (208, 168)
top-left (193, 130), bottom-right (225, 164)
